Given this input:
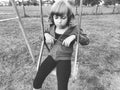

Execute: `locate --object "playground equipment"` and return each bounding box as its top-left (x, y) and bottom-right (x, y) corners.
top-left (37, 0), bottom-right (50, 70)
top-left (0, 17), bottom-right (18, 22)
top-left (72, 0), bottom-right (83, 79)
top-left (5, 0), bottom-right (84, 80)
top-left (10, 0), bottom-right (35, 63)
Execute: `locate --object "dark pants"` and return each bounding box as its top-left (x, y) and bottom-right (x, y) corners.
top-left (33, 55), bottom-right (71, 90)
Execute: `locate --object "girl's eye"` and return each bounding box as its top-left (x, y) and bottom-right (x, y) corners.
top-left (54, 15), bottom-right (58, 19)
top-left (53, 15), bottom-right (67, 19)
top-left (61, 16), bottom-right (67, 19)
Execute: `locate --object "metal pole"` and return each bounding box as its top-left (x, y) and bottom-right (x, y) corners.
top-left (0, 17), bottom-right (18, 22)
top-left (37, 0), bottom-right (50, 70)
top-left (10, 0), bottom-right (35, 63)
top-left (37, 40), bottom-right (44, 70)
top-left (73, 0), bottom-right (83, 80)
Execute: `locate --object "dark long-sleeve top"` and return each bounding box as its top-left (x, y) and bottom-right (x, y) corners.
top-left (45, 24), bottom-right (89, 60)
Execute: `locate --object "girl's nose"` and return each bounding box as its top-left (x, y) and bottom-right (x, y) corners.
top-left (58, 18), bottom-right (62, 23)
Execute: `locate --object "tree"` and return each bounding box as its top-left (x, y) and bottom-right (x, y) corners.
top-left (67, 0), bottom-right (80, 15)
top-left (83, 0), bottom-right (93, 6)
top-left (52, 0), bottom-right (55, 4)
top-left (104, 0), bottom-right (112, 5)
top-left (104, 0), bottom-right (120, 5)
top-left (22, 0), bottom-right (28, 17)
top-left (29, 0), bottom-right (38, 6)
top-left (91, 0), bottom-right (101, 6)
top-left (104, 0), bottom-right (120, 13)
top-left (88, 0), bottom-right (102, 15)
top-left (8, 0), bottom-right (12, 6)
top-left (83, 0), bottom-right (101, 6)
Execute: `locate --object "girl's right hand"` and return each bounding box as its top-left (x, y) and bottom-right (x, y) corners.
top-left (45, 33), bottom-right (54, 44)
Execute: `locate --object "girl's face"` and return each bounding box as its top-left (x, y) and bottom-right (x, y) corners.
top-left (53, 14), bottom-right (68, 29)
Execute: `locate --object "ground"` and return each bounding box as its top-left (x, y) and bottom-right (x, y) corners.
top-left (0, 6), bottom-right (120, 90)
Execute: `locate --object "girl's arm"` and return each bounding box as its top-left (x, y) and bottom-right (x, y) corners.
top-left (70, 25), bottom-right (89, 45)
top-left (44, 33), bottom-right (54, 44)
top-left (44, 25), bottom-right (55, 44)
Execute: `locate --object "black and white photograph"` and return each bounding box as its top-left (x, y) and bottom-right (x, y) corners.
top-left (0, 0), bottom-right (120, 90)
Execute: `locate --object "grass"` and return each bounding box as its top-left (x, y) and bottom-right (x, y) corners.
top-left (0, 5), bottom-right (120, 18)
top-left (0, 5), bottom-right (120, 90)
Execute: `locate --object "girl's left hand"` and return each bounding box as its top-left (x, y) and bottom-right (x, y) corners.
top-left (62, 35), bottom-right (76, 47)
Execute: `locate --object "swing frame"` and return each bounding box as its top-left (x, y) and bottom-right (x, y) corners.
top-left (37, 0), bottom-right (84, 77)
top-left (10, 0), bottom-right (84, 79)
top-left (72, 0), bottom-right (83, 79)
top-left (10, 0), bottom-right (35, 63)
top-left (0, 17), bottom-right (18, 22)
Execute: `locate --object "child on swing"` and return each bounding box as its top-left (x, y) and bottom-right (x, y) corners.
top-left (33, 1), bottom-right (89, 90)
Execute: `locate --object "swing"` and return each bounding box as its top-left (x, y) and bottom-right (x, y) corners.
top-left (68, 0), bottom-right (83, 80)
top-left (10, 0), bottom-right (50, 71)
top-left (10, 0), bottom-right (83, 80)
top-left (37, 0), bottom-right (84, 80)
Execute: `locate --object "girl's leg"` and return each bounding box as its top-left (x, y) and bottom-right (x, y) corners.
top-left (56, 60), bottom-right (71, 90)
top-left (33, 55), bottom-right (57, 89)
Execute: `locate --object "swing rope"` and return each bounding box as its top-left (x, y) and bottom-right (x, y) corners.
top-left (36, 0), bottom-right (45, 70)
top-left (10, 0), bottom-right (35, 63)
top-left (72, 0), bottom-right (83, 79)
top-left (37, 0), bottom-right (51, 70)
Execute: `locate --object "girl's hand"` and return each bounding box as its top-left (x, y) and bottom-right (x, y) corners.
top-left (62, 35), bottom-right (76, 47)
top-left (45, 33), bottom-right (54, 44)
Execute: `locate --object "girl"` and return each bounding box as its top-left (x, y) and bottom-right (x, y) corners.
top-left (33, 1), bottom-right (89, 90)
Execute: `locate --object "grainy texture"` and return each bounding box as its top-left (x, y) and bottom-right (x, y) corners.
top-left (0, 6), bottom-right (120, 90)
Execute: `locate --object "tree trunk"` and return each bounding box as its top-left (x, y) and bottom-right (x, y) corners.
top-left (22, 0), bottom-right (28, 17)
top-left (112, 4), bottom-right (116, 14)
top-left (95, 5), bottom-right (99, 15)
top-left (75, 7), bottom-right (78, 15)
